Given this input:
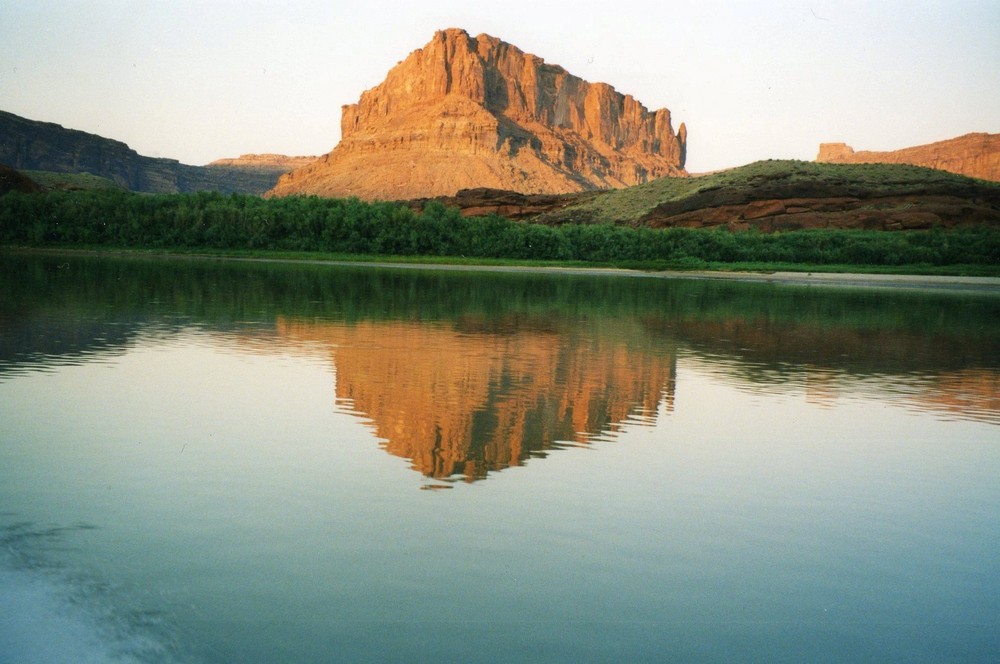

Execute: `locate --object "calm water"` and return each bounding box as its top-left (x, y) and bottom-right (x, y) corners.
top-left (1, 252), bottom-right (998, 663)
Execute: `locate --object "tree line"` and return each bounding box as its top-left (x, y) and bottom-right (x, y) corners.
top-left (1, 189), bottom-right (998, 268)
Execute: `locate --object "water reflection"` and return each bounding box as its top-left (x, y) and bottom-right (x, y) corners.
top-left (276, 317), bottom-right (675, 481)
top-left (2, 251), bottom-right (998, 484)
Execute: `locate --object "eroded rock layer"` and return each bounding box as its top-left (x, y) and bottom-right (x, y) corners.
top-left (817, 133), bottom-right (1000, 182)
top-left (269, 28), bottom-right (687, 200)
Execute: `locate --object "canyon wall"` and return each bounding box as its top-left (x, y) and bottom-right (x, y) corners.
top-left (269, 28), bottom-right (687, 200)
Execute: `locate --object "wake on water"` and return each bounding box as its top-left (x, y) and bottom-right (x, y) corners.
top-left (0, 522), bottom-right (186, 664)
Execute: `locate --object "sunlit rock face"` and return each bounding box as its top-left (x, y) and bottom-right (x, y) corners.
top-left (817, 133), bottom-right (1000, 182)
top-left (275, 317), bottom-right (676, 482)
top-left (268, 28), bottom-right (687, 200)
top-left (206, 154), bottom-right (318, 170)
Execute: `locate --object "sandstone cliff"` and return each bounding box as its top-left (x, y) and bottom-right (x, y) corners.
top-left (817, 133), bottom-right (1000, 182)
top-left (269, 28), bottom-right (687, 200)
top-left (0, 110), bottom-right (302, 194)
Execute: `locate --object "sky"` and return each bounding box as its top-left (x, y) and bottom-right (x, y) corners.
top-left (1, 0), bottom-right (998, 173)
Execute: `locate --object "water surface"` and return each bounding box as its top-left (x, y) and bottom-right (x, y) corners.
top-left (1, 252), bottom-right (998, 662)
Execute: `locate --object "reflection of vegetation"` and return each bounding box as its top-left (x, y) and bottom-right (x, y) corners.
top-left (3, 251), bottom-right (998, 368)
top-left (3, 250), bottom-right (998, 326)
top-left (4, 252), bottom-right (997, 483)
top-left (2, 185), bottom-right (999, 269)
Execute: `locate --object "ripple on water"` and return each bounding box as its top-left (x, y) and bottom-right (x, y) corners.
top-left (0, 522), bottom-right (188, 664)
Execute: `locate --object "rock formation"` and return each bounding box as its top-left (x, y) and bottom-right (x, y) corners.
top-left (268, 28), bottom-right (687, 200)
top-left (0, 110), bottom-right (306, 194)
top-left (817, 133), bottom-right (1000, 182)
top-left (532, 160), bottom-right (1000, 230)
top-left (206, 153), bottom-right (318, 171)
top-left (0, 164), bottom-right (42, 194)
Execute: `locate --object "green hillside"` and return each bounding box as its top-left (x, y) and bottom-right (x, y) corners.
top-left (23, 170), bottom-right (125, 192)
top-left (536, 160), bottom-right (1000, 226)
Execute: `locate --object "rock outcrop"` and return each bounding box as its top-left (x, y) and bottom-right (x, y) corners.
top-left (817, 133), bottom-right (1000, 182)
top-left (409, 187), bottom-right (587, 220)
top-left (0, 164), bottom-right (43, 194)
top-left (269, 28), bottom-right (687, 200)
top-left (638, 194), bottom-right (1000, 231)
top-left (0, 110), bottom-right (305, 194)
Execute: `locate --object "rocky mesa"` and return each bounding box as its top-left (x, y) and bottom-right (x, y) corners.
top-left (817, 133), bottom-right (1000, 182)
top-left (268, 28), bottom-right (687, 200)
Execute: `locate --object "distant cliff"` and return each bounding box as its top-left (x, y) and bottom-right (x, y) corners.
top-left (0, 110), bottom-right (304, 195)
top-left (206, 153), bottom-right (318, 171)
top-left (269, 28), bottom-right (687, 200)
top-left (817, 133), bottom-right (1000, 182)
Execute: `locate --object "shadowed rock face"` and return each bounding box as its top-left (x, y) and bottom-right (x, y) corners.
top-left (0, 164), bottom-right (42, 194)
top-left (817, 133), bottom-right (1000, 182)
top-left (0, 110), bottom-right (304, 194)
top-left (269, 28), bottom-right (687, 200)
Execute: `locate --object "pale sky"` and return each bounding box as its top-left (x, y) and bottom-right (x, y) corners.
top-left (1, 0), bottom-right (998, 173)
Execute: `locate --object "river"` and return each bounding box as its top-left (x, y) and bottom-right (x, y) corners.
top-left (1, 251), bottom-right (998, 662)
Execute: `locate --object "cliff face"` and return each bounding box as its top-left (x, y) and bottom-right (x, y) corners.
top-left (817, 133), bottom-right (1000, 182)
top-left (269, 28), bottom-right (687, 200)
top-left (0, 110), bottom-right (302, 194)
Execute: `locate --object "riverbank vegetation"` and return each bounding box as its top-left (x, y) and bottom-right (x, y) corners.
top-left (2, 188), bottom-right (998, 274)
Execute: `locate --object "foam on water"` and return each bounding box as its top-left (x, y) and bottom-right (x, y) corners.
top-left (0, 525), bottom-right (185, 664)
top-left (0, 566), bottom-right (137, 664)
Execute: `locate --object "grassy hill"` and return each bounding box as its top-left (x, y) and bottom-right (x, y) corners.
top-left (531, 160), bottom-right (1000, 229)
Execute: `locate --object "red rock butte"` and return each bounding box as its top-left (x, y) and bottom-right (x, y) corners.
top-left (268, 28), bottom-right (687, 200)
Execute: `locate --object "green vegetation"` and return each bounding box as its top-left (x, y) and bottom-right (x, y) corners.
top-left (22, 170), bottom-right (125, 192)
top-left (1, 185), bottom-right (998, 274)
top-left (539, 159), bottom-right (1000, 225)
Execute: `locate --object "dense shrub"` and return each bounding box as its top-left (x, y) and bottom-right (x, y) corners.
top-left (1, 190), bottom-right (998, 267)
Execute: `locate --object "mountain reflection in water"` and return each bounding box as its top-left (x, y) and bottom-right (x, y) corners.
top-left (1, 251), bottom-right (999, 484)
top-left (276, 317), bottom-right (676, 481)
